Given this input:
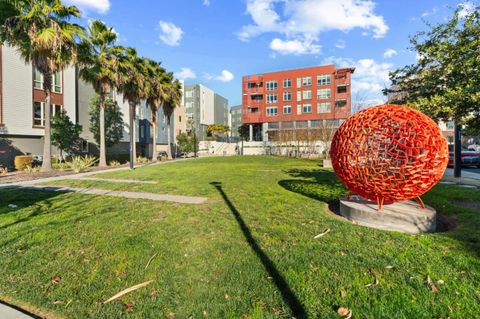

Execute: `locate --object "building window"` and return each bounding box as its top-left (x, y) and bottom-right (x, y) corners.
top-left (251, 94), bottom-right (263, 101)
top-left (266, 106), bottom-right (278, 116)
top-left (283, 92), bottom-right (292, 101)
top-left (448, 136), bottom-right (454, 143)
top-left (303, 104), bottom-right (312, 114)
top-left (447, 120), bottom-right (454, 129)
top-left (52, 71), bottom-right (62, 93)
top-left (297, 105), bottom-right (302, 115)
top-left (337, 85), bottom-right (347, 94)
top-left (335, 99), bottom-right (347, 107)
top-left (34, 69), bottom-right (43, 89)
top-left (185, 91), bottom-right (193, 98)
top-left (317, 88), bottom-right (331, 99)
top-left (179, 116), bottom-right (182, 122)
top-left (317, 74), bottom-right (331, 86)
top-left (297, 91), bottom-right (302, 102)
top-left (33, 69), bottom-right (62, 92)
top-left (297, 121), bottom-right (308, 128)
top-left (266, 81), bottom-right (278, 91)
top-left (302, 76), bottom-right (312, 86)
top-left (266, 94), bottom-right (278, 104)
top-left (302, 90), bottom-right (312, 100)
top-left (33, 102), bottom-right (63, 127)
top-left (283, 105), bottom-right (292, 114)
top-left (283, 78), bottom-right (291, 88)
top-left (296, 77), bottom-right (301, 88)
top-left (317, 102), bottom-right (331, 113)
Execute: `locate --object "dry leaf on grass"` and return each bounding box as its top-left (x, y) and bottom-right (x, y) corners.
top-left (340, 290), bottom-right (347, 298)
top-left (51, 276), bottom-right (61, 284)
top-left (314, 228), bottom-right (331, 239)
top-left (337, 307), bottom-right (352, 318)
top-left (385, 265), bottom-right (394, 269)
top-left (104, 280), bottom-right (154, 304)
top-left (431, 284), bottom-right (439, 293)
top-left (145, 253), bottom-right (158, 270)
top-left (123, 302), bottom-right (134, 312)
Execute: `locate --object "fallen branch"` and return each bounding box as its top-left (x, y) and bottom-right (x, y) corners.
top-left (314, 228), bottom-right (331, 239)
top-left (145, 253), bottom-right (158, 270)
top-left (104, 280), bottom-right (154, 304)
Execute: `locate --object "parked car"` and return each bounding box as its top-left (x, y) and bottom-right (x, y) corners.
top-left (448, 144), bottom-right (480, 167)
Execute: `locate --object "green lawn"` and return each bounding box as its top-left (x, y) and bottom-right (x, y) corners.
top-left (0, 156), bottom-right (479, 318)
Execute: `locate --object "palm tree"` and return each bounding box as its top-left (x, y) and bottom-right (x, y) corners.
top-left (117, 47), bottom-right (147, 169)
top-left (78, 20), bottom-right (119, 167)
top-left (0, 0), bottom-right (84, 171)
top-left (162, 77), bottom-right (182, 159)
top-left (144, 59), bottom-right (167, 161)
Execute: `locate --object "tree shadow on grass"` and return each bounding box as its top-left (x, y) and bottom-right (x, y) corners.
top-left (210, 181), bottom-right (308, 319)
top-left (279, 169), bottom-right (348, 213)
top-left (0, 187), bottom-right (63, 230)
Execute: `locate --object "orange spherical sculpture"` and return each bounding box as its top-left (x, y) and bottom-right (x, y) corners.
top-left (330, 104), bottom-right (449, 210)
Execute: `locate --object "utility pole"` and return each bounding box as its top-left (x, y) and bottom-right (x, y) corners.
top-left (454, 122), bottom-right (462, 178)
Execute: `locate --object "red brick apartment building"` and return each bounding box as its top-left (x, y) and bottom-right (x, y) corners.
top-left (242, 65), bottom-right (355, 141)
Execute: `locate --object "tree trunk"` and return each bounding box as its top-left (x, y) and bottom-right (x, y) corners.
top-left (454, 123), bottom-right (462, 178)
top-left (41, 77), bottom-right (53, 172)
top-left (99, 94), bottom-right (107, 167)
top-left (152, 115), bottom-right (158, 161)
top-left (166, 115), bottom-right (172, 159)
top-left (129, 102), bottom-right (135, 169)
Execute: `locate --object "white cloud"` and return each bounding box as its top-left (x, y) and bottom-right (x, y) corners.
top-left (335, 40), bottom-right (346, 49)
top-left (458, 2), bottom-right (475, 18)
top-left (175, 67), bottom-right (196, 81)
top-left (270, 38), bottom-right (320, 55)
top-left (383, 48), bottom-right (397, 58)
top-left (203, 0), bottom-right (210, 6)
top-left (64, 0), bottom-right (110, 14)
top-left (421, 7), bottom-right (438, 17)
top-left (323, 56), bottom-right (392, 98)
top-left (158, 21), bottom-right (184, 46)
top-left (205, 70), bottom-right (235, 82)
top-left (238, 0), bottom-right (388, 55)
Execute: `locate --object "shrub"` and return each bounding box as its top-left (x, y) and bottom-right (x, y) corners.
top-left (24, 165), bottom-right (41, 173)
top-left (69, 156), bottom-right (98, 173)
top-left (14, 155), bottom-right (33, 171)
top-left (52, 163), bottom-right (70, 171)
top-left (0, 167), bottom-right (8, 176)
top-left (109, 160), bottom-right (121, 167)
top-left (107, 153), bottom-right (130, 164)
top-left (136, 156), bottom-right (150, 164)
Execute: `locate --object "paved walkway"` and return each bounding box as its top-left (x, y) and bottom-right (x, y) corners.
top-left (442, 168), bottom-right (480, 187)
top-left (74, 177), bottom-right (158, 184)
top-left (13, 185), bottom-right (207, 204)
top-left (0, 158), bottom-right (207, 204)
top-left (0, 302), bottom-right (35, 319)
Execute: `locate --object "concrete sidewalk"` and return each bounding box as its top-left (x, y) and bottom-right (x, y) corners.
top-left (442, 168), bottom-right (480, 187)
top-left (0, 303), bottom-right (36, 319)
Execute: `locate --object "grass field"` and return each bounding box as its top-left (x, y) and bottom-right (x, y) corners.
top-left (0, 156), bottom-right (479, 318)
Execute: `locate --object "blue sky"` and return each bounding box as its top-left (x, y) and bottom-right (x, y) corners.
top-left (66, 0), bottom-right (476, 108)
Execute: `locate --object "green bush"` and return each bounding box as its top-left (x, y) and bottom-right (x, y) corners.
top-left (69, 156), bottom-right (98, 173)
top-left (14, 155), bottom-right (33, 171)
top-left (106, 153), bottom-right (130, 164)
top-left (136, 156), bottom-right (150, 164)
top-left (52, 163), bottom-right (70, 171)
top-left (109, 160), bottom-right (121, 167)
top-left (23, 165), bottom-right (41, 173)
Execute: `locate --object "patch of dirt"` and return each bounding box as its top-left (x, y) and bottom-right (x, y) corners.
top-left (0, 165), bottom-right (129, 184)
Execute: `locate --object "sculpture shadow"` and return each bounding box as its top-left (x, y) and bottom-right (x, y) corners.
top-left (210, 182), bottom-right (308, 319)
top-left (279, 169), bottom-right (480, 259)
top-left (279, 169), bottom-right (348, 214)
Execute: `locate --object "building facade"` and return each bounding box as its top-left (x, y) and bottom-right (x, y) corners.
top-left (0, 45), bottom-right (78, 166)
top-left (242, 65), bottom-right (355, 141)
top-left (0, 45), bottom-right (186, 167)
top-left (184, 84), bottom-right (228, 139)
top-left (229, 104), bottom-right (242, 139)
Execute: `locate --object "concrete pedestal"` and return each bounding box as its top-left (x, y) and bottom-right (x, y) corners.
top-left (340, 196), bottom-right (437, 234)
